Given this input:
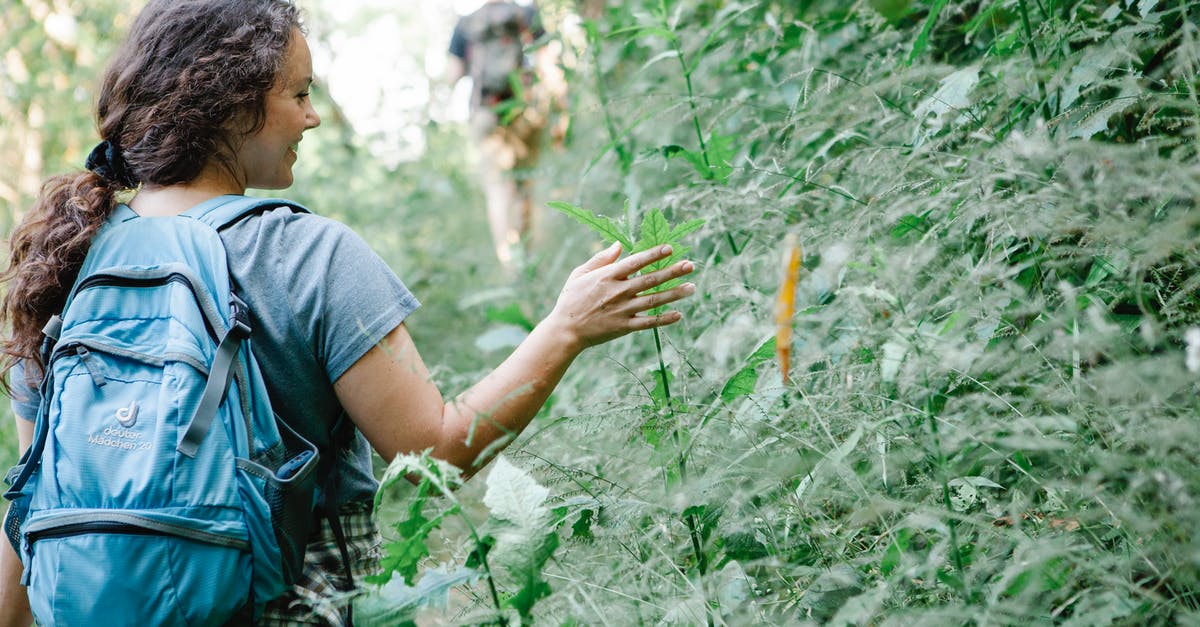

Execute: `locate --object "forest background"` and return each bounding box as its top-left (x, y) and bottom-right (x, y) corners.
top-left (3, 0), bottom-right (1199, 624)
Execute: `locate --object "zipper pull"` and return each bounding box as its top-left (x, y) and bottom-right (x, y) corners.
top-left (20, 536), bottom-right (32, 585)
top-left (76, 346), bottom-right (107, 387)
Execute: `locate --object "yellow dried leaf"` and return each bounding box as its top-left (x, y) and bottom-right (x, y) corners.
top-left (775, 234), bottom-right (802, 382)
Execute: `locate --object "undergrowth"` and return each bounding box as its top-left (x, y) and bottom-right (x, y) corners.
top-left (3, 0), bottom-right (1199, 625)
top-left (363, 1), bottom-right (1200, 625)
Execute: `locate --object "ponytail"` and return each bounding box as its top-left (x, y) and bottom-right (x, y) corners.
top-left (1, 0), bottom-right (302, 391)
top-left (0, 161), bottom-right (126, 391)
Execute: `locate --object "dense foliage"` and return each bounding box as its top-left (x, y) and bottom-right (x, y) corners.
top-left (4, 0), bottom-right (1200, 625)
top-left (366, 1), bottom-right (1200, 624)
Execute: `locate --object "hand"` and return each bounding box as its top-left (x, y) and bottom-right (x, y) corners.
top-left (546, 243), bottom-right (696, 350)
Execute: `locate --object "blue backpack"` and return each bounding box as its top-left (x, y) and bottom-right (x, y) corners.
top-left (3, 195), bottom-right (321, 625)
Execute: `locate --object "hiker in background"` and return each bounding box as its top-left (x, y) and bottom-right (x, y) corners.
top-left (0, 0), bottom-right (694, 624)
top-left (447, 0), bottom-right (565, 267)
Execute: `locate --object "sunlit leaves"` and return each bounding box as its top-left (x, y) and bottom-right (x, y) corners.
top-left (545, 201), bottom-right (634, 251)
top-left (549, 202), bottom-right (704, 310)
top-left (482, 457), bottom-right (559, 622)
top-left (661, 132), bottom-right (737, 183)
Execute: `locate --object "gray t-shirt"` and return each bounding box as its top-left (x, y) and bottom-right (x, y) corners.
top-left (11, 205), bottom-right (419, 507)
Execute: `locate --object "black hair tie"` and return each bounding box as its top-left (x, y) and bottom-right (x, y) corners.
top-left (85, 140), bottom-right (138, 188)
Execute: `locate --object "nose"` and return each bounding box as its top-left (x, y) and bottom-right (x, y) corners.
top-left (305, 101), bottom-right (321, 130)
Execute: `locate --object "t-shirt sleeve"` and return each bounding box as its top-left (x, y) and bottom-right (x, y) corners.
top-left (10, 360), bottom-right (39, 422)
top-left (448, 19), bottom-right (468, 59)
top-left (277, 214), bottom-right (420, 383)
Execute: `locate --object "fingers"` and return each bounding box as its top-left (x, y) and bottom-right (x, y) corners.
top-left (630, 309), bottom-right (683, 330)
top-left (625, 281), bottom-right (695, 315)
top-left (626, 259), bottom-right (695, 295)
top-left (572, 242), bottom-right (622, 277)
top-left (607, 244), bottom-right (676, 279)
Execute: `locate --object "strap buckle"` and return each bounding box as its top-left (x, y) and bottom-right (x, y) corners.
top-left (229, 295), bottom-right (252, 338)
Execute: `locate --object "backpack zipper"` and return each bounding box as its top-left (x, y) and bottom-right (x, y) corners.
top-left (74, 273), bottom-right (219, 342)
top-left (52, 339), bottom-right (208, 375)
top-left (24, 512), bottom-right (250, 550)
top-left (74, 346), bottom-right (108, 387)
top-left (28, 521), bottom-right (172, 542)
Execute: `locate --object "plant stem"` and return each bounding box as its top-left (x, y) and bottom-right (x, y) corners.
top-left (653, 326), bottom-right (672, 404)
top-left (587, 27), bottom-right (631, 175)
top-left (420, 470), bottom-right (508, 624)
top-left (654, 326), bottom-right (712, 621)
top-left (725, 231), bottom-right (741, 256)
top-left (677, 51), bottom-right (710, 167)
top-left (925, 396), bottom-right (969, 600)
top-left (661, 8), bottom-right (711, 168)
top-left (1017, 0), bottom-right (1051, 120)
top-left (477, 543), bottom-right (508, 626)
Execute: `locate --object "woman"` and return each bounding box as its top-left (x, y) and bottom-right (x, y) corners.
top-left (0, 0), bottom-right (695, 624)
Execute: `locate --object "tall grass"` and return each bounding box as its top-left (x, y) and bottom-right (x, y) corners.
top-left (366, 1), bottom-right (1200, 624)
top-left (4, 0), bottom-right (1198, 624)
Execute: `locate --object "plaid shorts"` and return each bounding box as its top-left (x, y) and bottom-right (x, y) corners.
top-left (257, 503), bottom-right (382, 626)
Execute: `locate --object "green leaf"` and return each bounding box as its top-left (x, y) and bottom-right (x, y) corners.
top-left (891, 212), bottom-right (931, 238)
top-left (880, 530), bottom-right (911, 576)
top-left (720, 367), bottom-right (758, 404)
top-left (637, 208), bottom-right (671, 251)
top-left (370, 532), bottom-right (431, 586)
top-left (869, 0), bottom-right (912, 21)
top-left (484, 457), bottom-right (550, 529)
top-left (668, 218), bottom-right (706, 242)
top-left (719, 337), bottom-right (776, 403)
top-left (663, 134), bottom-right (735, 183)
top-left (606, 24), bottom-right (676, 42)
top-left (704, 133), bottom-right (736, 184)
top-left (570, 509), bottom-right (595, 540)
top-left (505, 575), bottom-right (552, 620)
top-left (547, 201), bottom-right (634, 250)
top-left (675, 148), bottom-right (709, 179)
top-left (907, 0), bottom-right (949, 64)
top-left (1003, 569), bottom-right (1034, 597)
top-left (648, 367), bottom-right (675, 410)
top-left (1084, 256), bottom-right (1119, 287)
top-left (464, 535), bottom-right (494, 570)
top-left (747, 336), bottom-right (777, 366)
top-left (482, 458), bottom-right (560, 619)
top-left (370, 483), bottom-right (457, 586)
top-left (936, 568), bottom-right (965, 593)
top-left (357, 566), bottom-right (482, 625)
top-left (486, 303), bottom-right (534, 331)
top-left (659, 144), bottom-right (687, 159)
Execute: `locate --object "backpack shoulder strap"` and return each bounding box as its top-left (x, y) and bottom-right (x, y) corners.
top-left (182, 194), bottom-right (311, 232)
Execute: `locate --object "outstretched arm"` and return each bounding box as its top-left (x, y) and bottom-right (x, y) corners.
top-left (0, 417), bottom-right (33, 627)
top-left (335, 243), bottom-right (695, 477)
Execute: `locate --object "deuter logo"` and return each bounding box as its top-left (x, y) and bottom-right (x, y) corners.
top-left (87, 401), bottom-right (148, 452)
top-left (115, 400), bottom-right (139, 428)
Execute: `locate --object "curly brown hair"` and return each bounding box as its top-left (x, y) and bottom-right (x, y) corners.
top-left (0, 0), bottom-right (301, 391)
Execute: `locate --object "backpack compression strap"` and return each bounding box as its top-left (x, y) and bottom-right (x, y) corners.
top-left (177, 295), bottom-right (252, 458)
top-left (175, 195), bottom-right (308, 457)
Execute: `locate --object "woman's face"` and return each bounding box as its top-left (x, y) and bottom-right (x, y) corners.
top-left (237, 29), bottom-right (321, 190)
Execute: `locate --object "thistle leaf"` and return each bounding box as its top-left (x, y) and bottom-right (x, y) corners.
top-left (484, 457), bottom-right (550, 529)
top-left (638, 208), bottom-right (671, 251)
top-left (668, 218), bottom-right (707, 242)
top-left (548, 201), bottom-right (634, 250)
